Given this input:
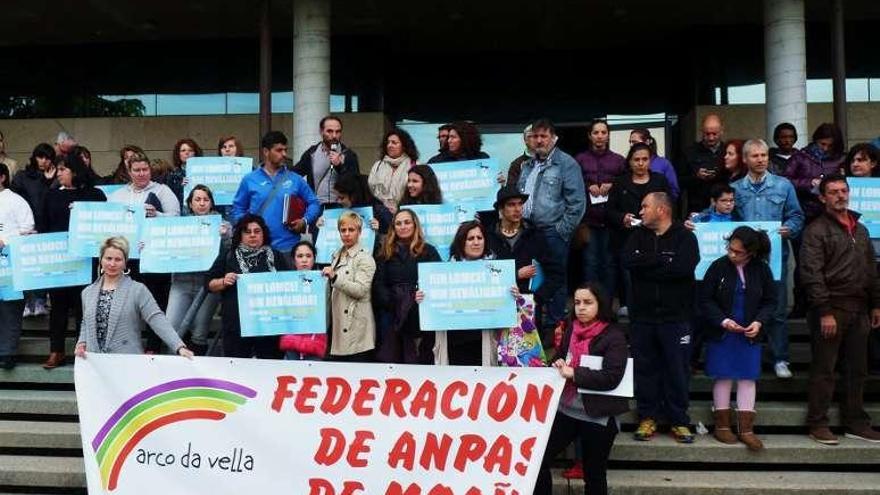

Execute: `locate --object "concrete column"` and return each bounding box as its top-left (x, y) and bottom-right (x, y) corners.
top-left (764, 0), bottom-right (808, 148)
top-left (293, 0), bottom-right (331, 160)
top-left (259, 0), bottom-right (272, 140)
top-left (831, 0), bottom-right (847, 142)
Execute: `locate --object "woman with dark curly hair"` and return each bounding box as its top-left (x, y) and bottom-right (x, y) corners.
top-left (427, 121), bottom-right (490, 163)
top-left (399, 164), bottom-right (443, 205)
top-left (368, 128), bottom-right (419, 211)
top-left (165, 138), bottom-right (204, 206)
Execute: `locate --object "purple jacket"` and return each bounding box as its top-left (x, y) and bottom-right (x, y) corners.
top-left (783, 147), bottom-right (844, 220)
top-left (650, 155), bottom-right (680, 199)
top-left (575, 148), bottom-right (626, 227)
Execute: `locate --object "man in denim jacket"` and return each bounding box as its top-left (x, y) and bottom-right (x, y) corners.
top-left (516, 118), bottom-right (586, 338)
top-left (730, 139), bottom-right (804, 378)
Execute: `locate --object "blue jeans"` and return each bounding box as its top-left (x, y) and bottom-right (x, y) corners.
top-left (539, 226), bottom-right (569, 332)
top-left (166, 273), bottom-right (221, 347)
top-left (0, 300), bottom-right (25, 357)
top-left (767, 249), bottom-right (790, 363)
top-left (582, 226), bottom-right (615, 296)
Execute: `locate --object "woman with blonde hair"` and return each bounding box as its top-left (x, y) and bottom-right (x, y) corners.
top-left (322, 211), bottom-right (376, 362)
top-left (372, 209), bottom-right (441, 363)
top-left (75, 237), bottom-right (192, 358)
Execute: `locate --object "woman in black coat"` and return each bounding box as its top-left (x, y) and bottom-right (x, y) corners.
top-left (698, 226), bottom-right (777, 451)
top-left (41, 153), bottom-right (106, 369)
top-left (372, 209), bottom-right (440, 364)
top-left (604, 143), bottom-right (669, 311)
top-left (535, 282), bottom-right (629, 495)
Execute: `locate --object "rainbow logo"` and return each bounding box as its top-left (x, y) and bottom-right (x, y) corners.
top-left (90, 378), bottom-right (257, 491)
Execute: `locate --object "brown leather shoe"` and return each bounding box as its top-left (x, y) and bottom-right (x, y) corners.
top-left (737, 410), bottom-right (764, 451)
top-left (809, 426), bottom-right (839, 445)
top-left (42, 352), bottom-right (66, 369)
top-left (713, 409), bottom-right (738, 444)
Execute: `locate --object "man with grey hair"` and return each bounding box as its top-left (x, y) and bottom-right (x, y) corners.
top-left (54, 131), bottom-right (77, 158)
top-left (730, 138), bottom-right (804, 378)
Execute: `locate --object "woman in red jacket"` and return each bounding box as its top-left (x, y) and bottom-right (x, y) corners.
top-left (279, 241), bottom-right (327, 360)
top-left (535, 282), bottom-right (630, 495)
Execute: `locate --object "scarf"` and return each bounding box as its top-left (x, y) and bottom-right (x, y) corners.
top-left (235, 244), bottom-right (276, 274)
top-left (562, 319), bottom-right (609, 405)
top-left (369, 155), bottom-right (412, 205)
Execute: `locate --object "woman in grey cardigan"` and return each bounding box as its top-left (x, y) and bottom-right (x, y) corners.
top-left (75, 237), bottom-right (193, 358)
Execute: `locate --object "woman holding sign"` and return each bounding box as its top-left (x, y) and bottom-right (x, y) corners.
top-left (429, 220), bottom-right (499, 366)
top-left (536, 283), bottom-right (629, 495)
top-left (426, 121), bottom-right (489, 163)
top-left (165, 185), bottom-right (231, 355)
top-left (399, 165), bottom-right (443, 206)
top-left (698, 227), bottom-right (776, 451)
top-left (207, 214), bottom-right (290, 359)
top-left (322, 211), bottom-right (377, 362)
top-left (75, 237), bottom-right (192, 358)
top-left (0, 163), bottom-right (35, 369)
top-left (41, 153), bottom-right (106, 369)
top-left (279, 241), bottom-right (327, 360)
top-left (373, 209), bottom-right (441, 364)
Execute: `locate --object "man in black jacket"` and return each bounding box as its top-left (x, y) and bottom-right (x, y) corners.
top-left (292, 116), bottom-right (359, 207)
top-left (622, 192), bottom-right (700, 443)
top-left (681, 113), bottom-right (725, 213)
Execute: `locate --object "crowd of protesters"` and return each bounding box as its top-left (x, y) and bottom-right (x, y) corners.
top-left (2, 114), bottom-right (880, 495)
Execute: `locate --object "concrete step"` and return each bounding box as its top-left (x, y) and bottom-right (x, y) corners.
top-left (0, 421), bottom-right (81, 449)
top-left (619, 401), bottom-right (880, 427)
top-left (0, 363), bottom-right (74, 385)
top-left (689, 372), bottom-right (880, 395)
top-left (0, 390), bottom-right (77, 416)
top-left (17, 337), bottom-right (74, 358)
top-left (551, 470), bottom-right (880, 495)
top-left (0, 455), bottom-right (85, 488)
top-left (609, 434), bottom-right (880, 464)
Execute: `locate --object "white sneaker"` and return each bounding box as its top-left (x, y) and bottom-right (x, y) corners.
top-left (617, 306), bottom-right (629, 318)
top-left (22, 305), bottom-right (33, 318)
top-left (774, 361), bottom-right (793, 379)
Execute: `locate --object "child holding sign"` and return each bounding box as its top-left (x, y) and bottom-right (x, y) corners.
top-left (279, 241), bottom-right (327, 360)
top-left (698, 227), bottom-right (776, 451)
top-left (536, 283), bottom-right (629, 495)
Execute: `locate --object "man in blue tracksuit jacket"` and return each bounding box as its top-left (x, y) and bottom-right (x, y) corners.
top-left (231, 131), bottom-right (320, 256)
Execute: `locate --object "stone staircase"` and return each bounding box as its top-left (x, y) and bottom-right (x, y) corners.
top-left (1, 318), bottom-right (879, 494)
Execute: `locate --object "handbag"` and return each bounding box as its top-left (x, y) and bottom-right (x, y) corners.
top-left (497, 294), bottom-right (546, 367)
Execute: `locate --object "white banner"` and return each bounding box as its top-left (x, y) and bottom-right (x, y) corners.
top-left (75, 355), bottom-right (564, 495)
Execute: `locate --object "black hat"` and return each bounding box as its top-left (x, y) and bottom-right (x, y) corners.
top-left (493, 185), bottom-right (529, 210)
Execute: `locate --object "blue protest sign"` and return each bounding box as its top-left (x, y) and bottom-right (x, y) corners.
top-left (0, 245), bottom-right (23, 301)
top-left (529, 259), bottom-right (544, 292)
top-left (693, 221), bottom-right (782, 280)
top-left (184, 157), bottom-right (252, 206)
top-left (847, 178), bottom-right (880, 237)
top-left (403, 204), bottom-right (477, 260)
top-left (139, 215), bottom-right (221, 273)
top-left (417, 259), bottom-right (517, 331)
top-left (314, 207), bottom-right (375, 264)
top-left (9, 232), bottom-right (92, 291)
top-left (429, 158), bottom-right (500, 211)
top-left (67, 202), bottom-right (145, 259)
top-left (237, 270), bottom-right (327, 336)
